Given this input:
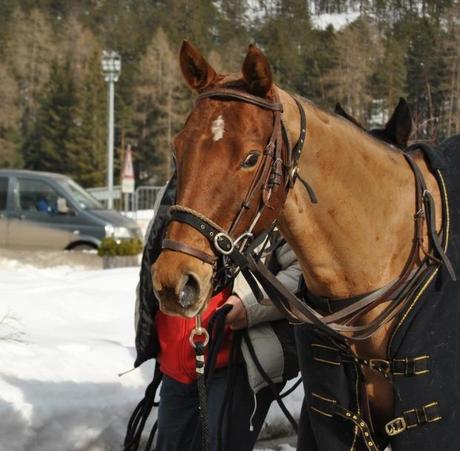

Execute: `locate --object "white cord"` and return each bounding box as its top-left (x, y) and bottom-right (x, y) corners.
top-left (249, 391), bottom-right (258, 432)
top-left (118, 367), bottom-right (136, 377)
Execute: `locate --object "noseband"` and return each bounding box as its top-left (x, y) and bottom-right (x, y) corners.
top-left (162, 87), bottom-right (310, 269)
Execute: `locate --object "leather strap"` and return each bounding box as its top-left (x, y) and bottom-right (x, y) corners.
top-left (310, 392), bottom-right (442, 444)
top-left (385, 402), bottom-right (442, 437)
top-left (404, 153), bottom-right (456, 281)
top-left (197, 88), bottom-right (284, 111)
top-left (162, 239), bottom-right (217, 265)
top-left (311, 343), bottom-right (430, 379)
top-left (310, 392), bottom-right (377, 450)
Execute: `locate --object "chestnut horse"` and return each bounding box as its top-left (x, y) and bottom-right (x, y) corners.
top-left (152, 42), bottom-right (446, 449)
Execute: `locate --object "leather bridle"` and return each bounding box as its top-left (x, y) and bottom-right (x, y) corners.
top-left (161, 86), bottom-right (456, 343)
top-left (163, 86), bottom-right (309, 268)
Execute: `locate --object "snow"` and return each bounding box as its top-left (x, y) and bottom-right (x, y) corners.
top-left (311, 11), bottom-right (361, 30)
top-left (0, 256), bottom-right (303, 450)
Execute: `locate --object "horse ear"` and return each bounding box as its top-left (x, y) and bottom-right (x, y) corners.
top-left (242, 44), bottom-right (273, 97)
top-left (179, 40), bottom-right (217, 92)
top-left (334, 103), bottom-right (365, 130)
top-left (384, 98), bottom-right (412, 148)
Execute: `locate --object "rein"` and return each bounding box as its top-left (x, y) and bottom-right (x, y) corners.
top-left (163, 86), bottom-right (456, 344)
top-left (189, 316), bottom-right (211, 451)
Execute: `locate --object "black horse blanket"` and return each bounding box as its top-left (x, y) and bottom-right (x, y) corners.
top-left (296, 135), bottom-right (460, 451)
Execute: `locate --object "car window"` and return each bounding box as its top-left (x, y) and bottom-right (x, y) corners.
top-left (0, 177), bottom-right (8, 211)
top-left (17, 178), bottom-right (59, 214)
top-left (57, 178), bottom-right (102, 210)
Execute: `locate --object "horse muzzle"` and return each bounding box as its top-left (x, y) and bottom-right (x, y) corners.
top-left (151, 251), bottom-right (213, 318)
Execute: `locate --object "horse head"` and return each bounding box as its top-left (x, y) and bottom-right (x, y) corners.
top-left (152, 41), bottom-right (286, 318)
top-left (334, 98), bottom-right (412, 149)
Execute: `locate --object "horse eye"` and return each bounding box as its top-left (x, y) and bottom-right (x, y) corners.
top-left (241, 152), bottom-right (260, 169)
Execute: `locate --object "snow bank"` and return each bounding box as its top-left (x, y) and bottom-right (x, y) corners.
top-left (0, 265), bottom-right (154, 451)
top-left (0, 262), bottom-right (303, 450)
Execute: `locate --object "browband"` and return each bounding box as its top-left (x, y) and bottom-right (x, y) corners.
top-left (197, 88), bottom-right (284, 112)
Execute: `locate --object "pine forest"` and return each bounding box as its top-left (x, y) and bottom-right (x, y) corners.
top-left (0, 0), bottom-right (458, 186)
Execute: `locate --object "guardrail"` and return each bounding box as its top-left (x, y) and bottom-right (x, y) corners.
top-left (134, 186), bottom-right (162, 212)
top-left (87, 185), bottom-right (122, 210)
top-left (87, 185), bottom-right (162, 215)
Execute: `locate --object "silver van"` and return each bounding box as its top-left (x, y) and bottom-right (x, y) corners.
top-left (0, 169), bottom-right (142, 250)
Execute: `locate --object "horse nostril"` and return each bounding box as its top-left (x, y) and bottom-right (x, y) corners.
top-left (178, 273), bottom-right (200, 309)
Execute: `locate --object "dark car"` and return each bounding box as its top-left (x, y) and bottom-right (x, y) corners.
top-left (0, 169), bottom-right (142, 250)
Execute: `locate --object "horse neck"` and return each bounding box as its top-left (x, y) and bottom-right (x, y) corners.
top-left (277, 91), bottom-right (417, 298)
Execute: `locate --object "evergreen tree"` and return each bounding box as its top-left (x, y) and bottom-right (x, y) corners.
top-left (66, 53), bottom-right (107, 187)
top-left (405, 17), bottom-right (451, 140)
top-left (0, 63), bottom-right (21, 167)
top-left (254, 0), bottom-right (313, 94)
top-left (439, 2), bottom-right (460, 137)
top-left (372, 29), bottom-right (408, 124)
top-left (3, 8), bottom-right (57, 136)
top-left (325, 17), bottom-right (383, 124)
top-left (132, 28), bottom-right (191, 184)
top-left (0, 0), bottom-right (459, 184)
top-left (22, 60), bottom-right (79, 173)
top-left (306, 26), bottom-right (339, 106)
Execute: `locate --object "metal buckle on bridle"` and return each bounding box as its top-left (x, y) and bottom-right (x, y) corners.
top-left (214, 232), bottom-right (234, 255)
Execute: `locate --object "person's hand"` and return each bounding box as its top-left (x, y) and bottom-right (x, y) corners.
top-left (223, 295), bottom-right (248, 330)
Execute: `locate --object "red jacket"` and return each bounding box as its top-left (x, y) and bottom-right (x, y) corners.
top-left (155, 289), bottom-right (232, 384)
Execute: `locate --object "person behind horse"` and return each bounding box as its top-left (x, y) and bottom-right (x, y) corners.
top-left (128, 173), bottom-right (300, 451)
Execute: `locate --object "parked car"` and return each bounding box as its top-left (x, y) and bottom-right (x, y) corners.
top-left (0, 169), bottom-right (142, 251)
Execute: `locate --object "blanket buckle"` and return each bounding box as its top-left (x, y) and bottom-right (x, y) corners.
top-left (369, 358), bottom-right (391, 375)
top-left (385, 416), bottom-right (407, 436)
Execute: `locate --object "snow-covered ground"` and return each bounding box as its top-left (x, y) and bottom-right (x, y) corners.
top-left (0, 254), bottom-right (302, 451)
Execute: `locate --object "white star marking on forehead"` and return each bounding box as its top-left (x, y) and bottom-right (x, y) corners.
top-left (211, 115), bottom-right (225, 141)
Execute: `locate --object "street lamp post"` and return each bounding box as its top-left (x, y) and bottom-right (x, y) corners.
top-left (101, 50), bottom-right (121, 209)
